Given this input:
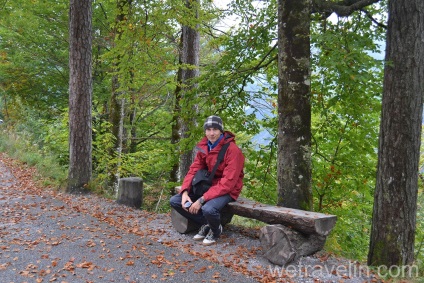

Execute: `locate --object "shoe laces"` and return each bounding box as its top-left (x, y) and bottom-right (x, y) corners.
top-left (198, 224), bottom-right (209, 235)
top-left (204, 229), bottom-right (215, 241)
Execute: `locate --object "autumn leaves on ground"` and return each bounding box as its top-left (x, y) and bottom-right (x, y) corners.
top-left (0, 153), bottom-right (378, 283)
top-left (0, 153), bottom-right (272, 283)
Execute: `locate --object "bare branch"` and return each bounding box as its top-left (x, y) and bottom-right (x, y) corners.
top-left (361, 8), bottom-right (387, 29)
top-left (312, 0), bottom-right (381, 17)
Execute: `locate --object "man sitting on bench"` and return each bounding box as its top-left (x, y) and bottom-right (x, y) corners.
top-left (170, 115), bottom-right (245, 245)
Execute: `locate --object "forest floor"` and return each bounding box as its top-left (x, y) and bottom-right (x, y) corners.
top-left (0, 152), bottom-right (386, 283)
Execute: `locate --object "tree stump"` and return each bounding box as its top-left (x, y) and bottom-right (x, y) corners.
top-left (170, 208), bottom-right (200, 234)
top-left (259, 224), bottom-right (326, 266)
top-left (170, 206), bottom-right (234, 234)
top-left (116, 177), bottom-right (143, 209)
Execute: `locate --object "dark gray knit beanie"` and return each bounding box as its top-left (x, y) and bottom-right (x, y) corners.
top-left (203, 115), bottom-right (224, 132)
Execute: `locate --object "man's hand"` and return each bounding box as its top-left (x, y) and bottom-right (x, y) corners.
top-left (189, 200), bottom-right (202, 214)
top-left (181, 190), bottom-right (192, 211)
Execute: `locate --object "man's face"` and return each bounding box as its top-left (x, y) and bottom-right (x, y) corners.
top-left (205, 127), bottom-right (221, 143)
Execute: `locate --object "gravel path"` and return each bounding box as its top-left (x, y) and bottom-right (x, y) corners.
top-left (0, 153), bottom-right (381, 283)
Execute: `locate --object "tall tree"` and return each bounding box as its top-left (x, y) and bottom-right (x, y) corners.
top-left (68, 0), bottom-right (93, 192)
top-left (171, 0), bottom-right (200, 183)
top-left (108, 0), bottom-right (132, 188)
top-left (276, 0), bottom-right (382, 210)
top-left (368, 0), bottom-right (424, 266)
top-left (277, 0), bottom-right (313, 210)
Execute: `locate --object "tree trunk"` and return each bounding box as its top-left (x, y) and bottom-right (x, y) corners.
top-left (129, 95), bottom-right (137, 153)
top-left (109, 1), bottom-right (129, 152)
top-left (368, 0), bottom-right (424, 266)
top-left (108, 0), bottom-right (132, 188)
top-left (277, 0), bottom-right (313, 210)
top-left (110, 75), bottom-right (123, 157)
top-left (170, 0), bottom-right (200, 183)
top-left (68, 0), bottom-right (93, 192)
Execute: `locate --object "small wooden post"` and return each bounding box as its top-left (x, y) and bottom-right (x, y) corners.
top-left (116, 177), bottom-right (143, 208)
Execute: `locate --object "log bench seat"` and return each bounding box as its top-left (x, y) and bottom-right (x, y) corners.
top-left (171, 186), bottom-right (337, 266)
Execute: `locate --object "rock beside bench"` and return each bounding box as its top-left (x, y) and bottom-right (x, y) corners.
top-left (260, 224), bottom-right (326, 266)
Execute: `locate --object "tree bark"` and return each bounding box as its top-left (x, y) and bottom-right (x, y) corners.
top-left (368, 0), bottom-right (424, 266)
top-left (170, 0), bottom-right (200, 183)
top-left (277, 0), bottom-right (313, 210)
top-left (67, 0), bottom-right (93, 192)
top-left (179, 16), bottom-right (200, 177)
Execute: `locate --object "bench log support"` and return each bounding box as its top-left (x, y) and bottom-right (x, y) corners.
top-left (260, 224), bottom-right (326, 266)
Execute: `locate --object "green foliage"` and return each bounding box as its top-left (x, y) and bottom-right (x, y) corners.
top-left (415, 130), bottom-right (424, 274)
top-left (142, 182), bottom-right (172, 213)
top-left (3, 0), bottom-right (421, 267)
top-left (193, 0), bottom-right (279, 205)
top-left (310, 11), bottom-right (385, 260)
top-left (242, 140), bottom-right (278, 204)
top-left (40, 112), bottom-right (69, 166)
top-left (90, 106), bottom-right (176, 196)
top-left (91, 120), bottom-right (118, 196)
top-left (0, 126), bottom-right (67, 188)
top-left (230, 215), bottom-right (265, 229)
top-left (416, 183), bottom-right (424, 277)
top-left (89, 0), bottom-right (182, 189)
top-left (0, 0), bottom-right (69, 116)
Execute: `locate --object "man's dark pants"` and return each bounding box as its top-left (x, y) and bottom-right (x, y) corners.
top-left (169, 192), bottom-right (233, 236)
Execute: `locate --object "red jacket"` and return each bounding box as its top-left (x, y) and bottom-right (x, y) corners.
top-left (179, 131), bottom-right (245, 201)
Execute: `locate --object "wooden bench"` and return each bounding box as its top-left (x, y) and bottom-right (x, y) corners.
top-left (171, 186), bottom-right (337, 266)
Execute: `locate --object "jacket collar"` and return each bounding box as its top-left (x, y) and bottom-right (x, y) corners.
top-left (207, 134), bottom-right (224, 151)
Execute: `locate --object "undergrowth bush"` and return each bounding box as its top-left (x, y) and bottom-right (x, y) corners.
top-left (0, 126), bottom-right (67, 187)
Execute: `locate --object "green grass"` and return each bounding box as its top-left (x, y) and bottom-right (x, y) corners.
top-left (230, 215), bottom-right (265, 228)
top-left (0, 127), bottom-right (67, 188)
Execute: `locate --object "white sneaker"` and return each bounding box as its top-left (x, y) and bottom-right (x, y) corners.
top-left (202, 225), bottom-right (223, 246)
top-left (193, 224), bottom-right (210, 241)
